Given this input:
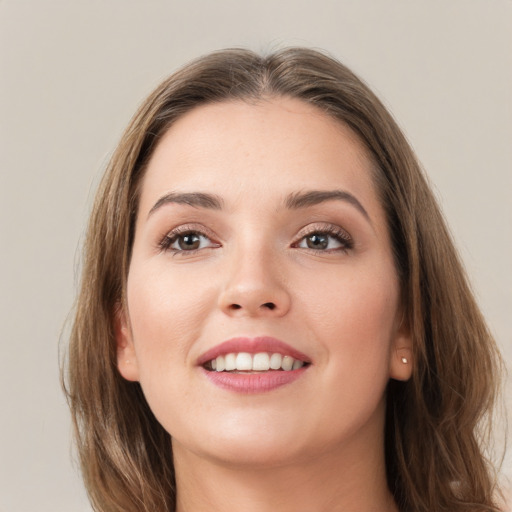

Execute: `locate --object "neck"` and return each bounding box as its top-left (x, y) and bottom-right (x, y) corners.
top-left (172, 418), bottom-right (398, 512)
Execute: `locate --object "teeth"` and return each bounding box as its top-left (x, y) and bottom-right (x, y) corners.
top-left (215, 355), bottom-right (225, 372)
top-left (252, 352), bottom-right (270, 371)
top-left (269, 353), bottom-right (282, 370)
top-left (209, 352), bottom-right (306, 372)
top-left (235, 353), bottom-right (253, 371)
top-left (281, 355), bottom-right (294, 371)
top-left (224, 353), bottom-right (236, 371)
top-left (292, 359), bottom-right (304, 370)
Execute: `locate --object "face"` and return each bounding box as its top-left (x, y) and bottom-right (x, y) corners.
top-left (117, 98), bottom-right (412, 468)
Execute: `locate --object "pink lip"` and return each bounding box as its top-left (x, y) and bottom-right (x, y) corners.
top-left (197, 336), bottom-right (311, 366)
top-left (197, 336), bottom-right (311, 394)
top-left (201, 367), bottom-right (308, 394)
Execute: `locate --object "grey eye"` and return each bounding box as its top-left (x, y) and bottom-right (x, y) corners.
top-left (298, 232), bottom-right (345, 251)
top-left (305, 233), bottom-right (329, 250)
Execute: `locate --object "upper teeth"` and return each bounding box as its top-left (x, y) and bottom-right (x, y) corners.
top-left (209, 352), bottom-right (305, 372)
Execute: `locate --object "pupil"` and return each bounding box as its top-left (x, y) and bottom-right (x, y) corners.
top-left (179, 234), bottom-right (200, 250)
top-left (307, 234), bottom-right (328, 250)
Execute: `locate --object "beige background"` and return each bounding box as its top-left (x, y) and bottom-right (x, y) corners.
top-left (0, 1), bottom-right (510, 510)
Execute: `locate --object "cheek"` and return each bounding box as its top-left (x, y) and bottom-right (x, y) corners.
top-left (126, 263), bottom-right (216, 379)
top-left (301, 266), bottom-right (399, 371)
top-left (124, 263), bottom-right (220, 432)
top-left (297, 269), bottom-right (399, 434)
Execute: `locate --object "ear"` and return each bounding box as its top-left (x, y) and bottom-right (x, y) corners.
top-left (114, 305), bottom-right (140, 382)
top-left (389, 311), bottom-right (413, 382)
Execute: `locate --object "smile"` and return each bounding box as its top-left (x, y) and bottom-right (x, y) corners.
top-left (198, 337), bottom-right (311, 393)
top-left (206, 352), bottom-right (307, 372)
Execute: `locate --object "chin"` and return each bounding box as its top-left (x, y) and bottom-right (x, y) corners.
top-left (172, 414), bottom-right (312, 469)
top-left (198, 438), bottom-right (306, 469)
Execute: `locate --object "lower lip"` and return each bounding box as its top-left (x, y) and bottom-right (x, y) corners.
top-left (201, 367), bottom-right (308, 393)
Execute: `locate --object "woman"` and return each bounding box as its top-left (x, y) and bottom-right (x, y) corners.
top-left (64, 48), bottom-right (504, 511)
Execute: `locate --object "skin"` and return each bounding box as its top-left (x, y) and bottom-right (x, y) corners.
top-left (117, 97), bottom-right (412, 512)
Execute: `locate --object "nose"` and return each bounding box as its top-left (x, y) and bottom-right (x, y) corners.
top-left (218, 248), bottom-right (291, 318)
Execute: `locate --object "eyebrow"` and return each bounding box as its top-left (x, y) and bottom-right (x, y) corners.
top-left (148, 192), bottom-right (223, 218)
top-left (285, 190), bottom-right (371, 222)
top-left (147, 189), bottom-right (370, 223)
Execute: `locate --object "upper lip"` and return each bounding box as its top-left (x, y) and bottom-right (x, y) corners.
top-left (197, 336), bottom-right (312, 366)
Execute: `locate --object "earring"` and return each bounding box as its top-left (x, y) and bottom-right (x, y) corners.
top-left (401, 357), bottom-right (408, 364)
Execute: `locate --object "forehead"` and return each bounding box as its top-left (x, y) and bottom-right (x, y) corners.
top-left (138, 97), bottom-right (380, 217)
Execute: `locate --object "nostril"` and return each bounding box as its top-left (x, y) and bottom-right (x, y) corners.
top-left (225, 302), bottom-right (278, 313)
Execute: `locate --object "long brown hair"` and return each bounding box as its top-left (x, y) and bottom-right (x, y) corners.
top-left (63, 47), bottom-right (504, 511)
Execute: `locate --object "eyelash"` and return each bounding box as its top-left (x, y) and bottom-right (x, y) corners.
top-left (158, 225), bottom-right (220, 255)
top-left (292, 224), bottom-right (354, 253)
top-left (158, 224), bottom-right (354, 255)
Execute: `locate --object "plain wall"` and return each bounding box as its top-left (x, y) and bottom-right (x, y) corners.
top-left (0, 1), bottom-right (510, 510)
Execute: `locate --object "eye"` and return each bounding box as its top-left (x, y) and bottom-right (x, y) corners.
top-left (293, 226), bottom-right (353, 252)
top-left (159, 228), bottom-right (220, 254)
